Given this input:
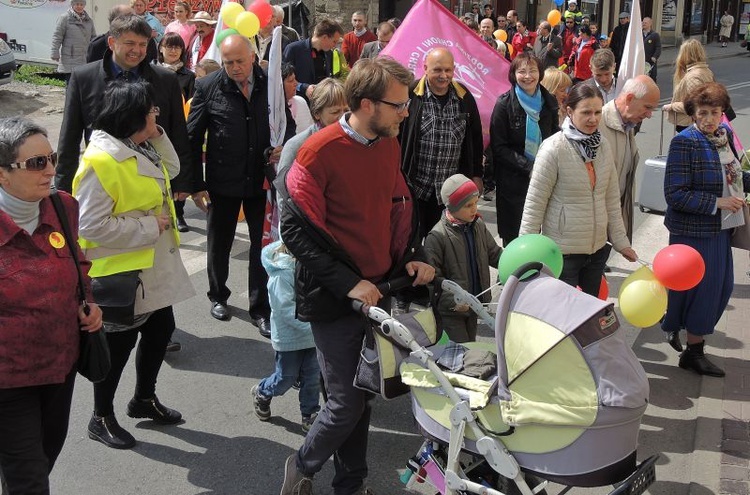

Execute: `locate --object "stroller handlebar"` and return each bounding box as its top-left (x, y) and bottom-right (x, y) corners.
top-left (351, 275), bottom-right (445, 316)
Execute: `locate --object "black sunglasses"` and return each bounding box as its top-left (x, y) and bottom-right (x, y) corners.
top-left (6, 152), bottom-right (58, 171)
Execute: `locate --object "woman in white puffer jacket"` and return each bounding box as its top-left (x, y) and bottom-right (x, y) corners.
top-left (520, 82), bottom-right (638, 296)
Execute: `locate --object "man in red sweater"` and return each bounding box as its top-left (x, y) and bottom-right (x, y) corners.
top-left (278, 56), bottom-right (434, 495)
top-left (341, 11), bottom-right (377, 68)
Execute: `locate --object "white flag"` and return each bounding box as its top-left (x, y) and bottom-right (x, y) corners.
top-left (268, 26), bottom-right (287, 147)
top-left (616, 0), bottom-right (645, 96)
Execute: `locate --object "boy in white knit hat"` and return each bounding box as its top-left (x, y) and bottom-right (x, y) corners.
top-left (424, 174), bottom-right (502, 342)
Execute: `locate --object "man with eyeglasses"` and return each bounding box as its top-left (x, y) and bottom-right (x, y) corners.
top-left (396, 47), bottom-right (483, 313)
top-left (276, 56), bottom-right (434, 495)
top-left (533, 21), bottom-right (562, 68)
top-left (360, 21), bottom-right (395, 59)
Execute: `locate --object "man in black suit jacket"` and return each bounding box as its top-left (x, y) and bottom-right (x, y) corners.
top-left (56, 14), bottom-right (194, 197)
top-left (283, 19), bottom-right (343, 99)
top-left (642, 17), bottom-right (661, 82)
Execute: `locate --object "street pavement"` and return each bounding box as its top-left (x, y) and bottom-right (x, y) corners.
top-left (41, 42), bottom-right (750, 495)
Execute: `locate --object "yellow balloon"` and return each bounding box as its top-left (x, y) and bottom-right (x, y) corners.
top-left (235, 11), bottom-right (260, 38)
top-left (547, 9), bottom-right (562, 26)
top-left (619, 279), bottom-right (667, 328)
top-left (493, 29), bottom-right (508, 42)
top-left (220, 2), bottom-right (245, 29)
top-left (619, 265), bottom-right (657, 294)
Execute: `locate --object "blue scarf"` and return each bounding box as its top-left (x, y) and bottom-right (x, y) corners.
top-left (515, 85), bottom-right (543, 161)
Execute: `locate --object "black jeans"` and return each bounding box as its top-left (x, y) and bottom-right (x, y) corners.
top-left (93, 307), bottom-right (175, 416)
top-left (559, 244), bottom-right (612, 296)
top-left (206, 192), bottom-right (270, 318)
top-left (297, 313), bottom-right (374, 495)
top-left (0, 368), bottom-right (76, 495)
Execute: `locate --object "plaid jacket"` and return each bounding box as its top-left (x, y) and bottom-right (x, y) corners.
top-left (664, 124), bottom-right (750, 237)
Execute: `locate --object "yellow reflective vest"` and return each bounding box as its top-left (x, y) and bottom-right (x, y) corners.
top-left (72, 143), bottom-right (178, 278)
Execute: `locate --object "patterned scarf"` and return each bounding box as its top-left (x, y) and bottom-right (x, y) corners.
top-left (562, 116), bottom-right (601, 161)
top-left (68, 7), bottom-right (90, 23)
top-left (122, 137), bottom-right (162, 168)
top-left (515, 85), bottom-right (543, 161)
top-left (160, 61), bottom-right (184, 73)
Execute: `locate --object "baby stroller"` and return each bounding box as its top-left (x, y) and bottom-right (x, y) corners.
top-left (355, 263), bottom-right (658, 495)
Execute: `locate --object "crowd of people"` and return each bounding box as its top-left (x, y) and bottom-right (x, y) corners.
top-left (0, 2), bottom-right (746, 494)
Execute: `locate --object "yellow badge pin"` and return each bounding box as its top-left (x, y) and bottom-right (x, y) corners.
top-left (49, 231), bottom-right (66, 249)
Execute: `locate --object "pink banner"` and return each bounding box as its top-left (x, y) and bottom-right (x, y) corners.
top-left (380, 0), bottom-right (511, 147)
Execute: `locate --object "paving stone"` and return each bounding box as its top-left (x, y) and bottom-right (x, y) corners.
top-left (720, 479), bottom-right (749, 495)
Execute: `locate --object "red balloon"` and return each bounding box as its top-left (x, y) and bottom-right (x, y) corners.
top-left (652, 244), bottom-right (706, 291)
top-left (248, 0), bottom-right (274, 28)
top-left (598, 275), bottom-right (609, 300)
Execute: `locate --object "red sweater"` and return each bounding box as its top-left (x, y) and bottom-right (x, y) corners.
top-left (287, 123), bottom-right (407, 281)
top-left (342, 30), bottom-right (377, 67)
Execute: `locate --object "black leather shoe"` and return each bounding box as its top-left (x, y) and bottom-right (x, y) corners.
top-left (253, 316), bottom-right (271, 339)
top-left (211, 301), bottom-right (229, 321)
top-left (176, 215), bottom-right (189, 233)
top-left (126, 396), bottom-right (182, 424)
top-left (666, 331), bottom-right (683, 352)
top-left (88, 413), bottom-right (136, 449)
top-left (165, 339), bottom-right (181, 352)
top-left (679, 342), bottom-right (725, 377)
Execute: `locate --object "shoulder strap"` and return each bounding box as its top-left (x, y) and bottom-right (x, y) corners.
top-left (50, 190), bottom-right (87, 306)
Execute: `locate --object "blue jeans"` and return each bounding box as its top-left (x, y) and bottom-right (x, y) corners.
top-left (257, 348), bottom-right (320, 417)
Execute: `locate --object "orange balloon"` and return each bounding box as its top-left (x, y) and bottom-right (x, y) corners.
top-left (493, 29), bottom-right (508, 42)
top-left (507, 44), bottom-right (514, 57)
top-left (547, 9), bottom-right (562, 26)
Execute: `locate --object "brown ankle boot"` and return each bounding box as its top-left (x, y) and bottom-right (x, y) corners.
top-left (679, 341), bottom-right (725, 377)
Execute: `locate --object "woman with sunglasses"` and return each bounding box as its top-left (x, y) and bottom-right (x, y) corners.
top-left (0, 116), bottom-right (102, 493)
top-left (72, 80), bottom-right (194, 450)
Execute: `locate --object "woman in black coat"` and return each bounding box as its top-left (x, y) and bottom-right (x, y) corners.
top-left (490, 52), bottom-right (559, 246)
top-left (156, 32), bottom-right (195, 236)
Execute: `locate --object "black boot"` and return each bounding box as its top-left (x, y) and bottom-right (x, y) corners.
top-left (666, 331), bottom-right (683, 352)
top-left (679, 341), bottom-right (725, 377)
top-left (88, 413), bottom-right (136, 449)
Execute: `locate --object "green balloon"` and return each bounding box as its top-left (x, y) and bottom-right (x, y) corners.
top-left (215, 28), bottom-right (239, 48)
top-left (498, 234), bottom-right (563, 283)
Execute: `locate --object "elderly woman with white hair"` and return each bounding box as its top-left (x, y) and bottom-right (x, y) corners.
top-left (50, 0), bottom-right (96, 80)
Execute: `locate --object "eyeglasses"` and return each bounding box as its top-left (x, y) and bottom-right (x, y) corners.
top-left (376, 98), bottom-right (410, 113)
top-left (566, 21), bottom-right (575, 24)
top-left (6, 152), bottom-right (58, 171)
top-left (149, 106), bottom-right (161, 116)
top-left (163, 45), bottom-right (182, 51)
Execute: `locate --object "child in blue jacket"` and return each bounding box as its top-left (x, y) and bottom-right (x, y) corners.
top-left (252, 240), bottom-right (321, 431)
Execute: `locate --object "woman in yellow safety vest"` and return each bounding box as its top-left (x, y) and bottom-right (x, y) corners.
top-left (72, 80), bottom-right (195, 450)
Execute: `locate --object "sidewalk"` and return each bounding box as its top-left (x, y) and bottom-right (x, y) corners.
top-left (657, 40), bottom-right (748, 68)
top-left (614, 209), bottom-right (750, 495)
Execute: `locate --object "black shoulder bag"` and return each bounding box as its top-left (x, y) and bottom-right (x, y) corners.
top-left (50, 191), bottom-right (111, 383)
